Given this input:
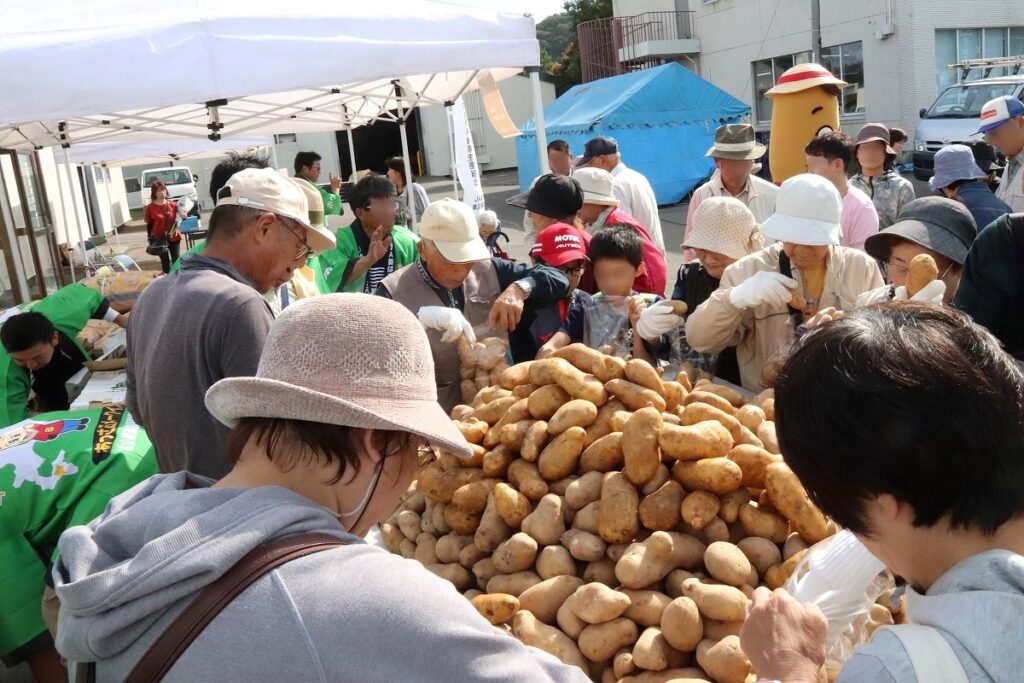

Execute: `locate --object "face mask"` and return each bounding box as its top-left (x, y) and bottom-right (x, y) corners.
top-left (337, 463), bottom-right (382, 525)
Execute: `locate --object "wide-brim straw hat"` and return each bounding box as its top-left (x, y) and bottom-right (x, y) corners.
top-left (684, 197), bottom-right (764, 261)
top-left (205, 294), bottom-right (473, 458)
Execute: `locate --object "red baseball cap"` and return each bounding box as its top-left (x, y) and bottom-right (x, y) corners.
top-left (530, 223), bottom-right (590, 267)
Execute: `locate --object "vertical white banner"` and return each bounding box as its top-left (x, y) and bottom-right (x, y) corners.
top-left (451, 96), bottom-right (485, 214)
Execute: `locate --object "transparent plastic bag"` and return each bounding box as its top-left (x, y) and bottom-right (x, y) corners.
top-left (663, 323), bottom-right (717, 384)
top-left (584, 294), bottom-right (633, 358)
top-left (457, 316), bottom-right (511, 404)
top-left (785, 530), bottom-right (894, 671)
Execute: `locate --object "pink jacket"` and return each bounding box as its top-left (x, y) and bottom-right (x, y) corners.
top-left (586, 207), bottom-right (668, 297)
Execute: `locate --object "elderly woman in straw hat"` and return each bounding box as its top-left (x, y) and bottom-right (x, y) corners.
top-left (51, 295), bottom-right (590, 682)
top-left (671, 196), bottom-right (763, 386)
top-left (685, 174), bottom-right (884, 391)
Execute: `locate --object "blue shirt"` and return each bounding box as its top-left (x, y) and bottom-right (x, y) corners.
top-left (957, 181), bottom-right (1011, 232)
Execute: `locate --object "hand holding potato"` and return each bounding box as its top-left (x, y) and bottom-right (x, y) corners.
top-left (739, 587), bottom-right (828, 683)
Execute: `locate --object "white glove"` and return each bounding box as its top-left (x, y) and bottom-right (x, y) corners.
top-left (417, 306), bottom-right (476, 343)
top-left (636, 300), bottom-right (684, 341)
top-left (894, 280), bottom-right (946, 306)
top-left (728, 271), bottom-right (798, 309)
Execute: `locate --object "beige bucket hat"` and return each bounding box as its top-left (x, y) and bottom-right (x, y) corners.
top-left (205, 293), bottom-right (473, 458)
top-left (684, 197), bottom-right (764, 261)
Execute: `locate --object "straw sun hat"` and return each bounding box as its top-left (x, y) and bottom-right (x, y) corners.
top-left (684, 197), bottom-right (764, 261)
top-left (205, 294), bottom-right (473, 458)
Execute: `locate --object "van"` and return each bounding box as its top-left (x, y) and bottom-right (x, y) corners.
top-left (913, 60), bottom-right (1024, 181)
top-left (139, 166), bottom-right (200, 215)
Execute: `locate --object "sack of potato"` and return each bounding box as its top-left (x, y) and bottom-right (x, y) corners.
top-left (457, 333), bottom-right (511, 405)
top-left (76, 319), bottom-right (121, 355)
top-left (379, 344), bottom-right (845, 683)
top-left (81, 270), bottom-right (163, 313)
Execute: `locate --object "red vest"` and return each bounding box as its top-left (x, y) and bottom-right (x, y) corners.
top-left (579, 208), bottom-right (668, 297)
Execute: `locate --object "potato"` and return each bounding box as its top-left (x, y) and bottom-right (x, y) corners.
top-left (581, 432), bottom-right (624, 473)
top-left (551, 365), bottom-right (609, 407)
top-left (734, 404), bottom-right (766, 432)
top-left (537, 544), bottom-right (577, 579)
top-left (727, 444), bottom-right (782, 489)
top-left (487, 570), bottom-right (543, 596)
top-left (457, 418), bottom-right (490, 444)
top-left (558, 599), bottom-right (589, 639)
top-left (396, 510), bottom-right (422, 541)
top-left (618, 669), bottom-right (709, 683)
top-left (573, 500), bottom-right (601, 534)
top-left (621, 589), bottom-right (673, 627)
top-left (507, 459), bottom-right (549, 501)
top-left (735, 424), bottom-right (764, 449)
top-left (621, 407), bottom-right (664, 486)
top-left (379, 523), bottom-right (405, 554)
top-left (696, 636), bottom-right (750, 683)
top-left (738, 503), bottom-right (790, 544)
top-left (783, 533), bottom-right (810, 561)
top-left (521, 493), bottom-right (566, 546)
top-left (435, 533), bottom-right (475, 564)
top-left (529, 357), bottom-right (571, 386)
top-left (425, 563), bottom-right (472, 590)
top-left (500, 361), bottom-right (536, 389)
top-left (551, 342), bottom-right (605, 374)
top-left (548, 399), bottom-right (599, 435)
top-left (538, 427), bottom-right (587, 481)
top-left (461, 380), bottom-right (479, 405)
top-left (399, 538), bottom-right (416, 558)
top-left (680, 402), bottom-right (743, 443)
top-left (493, 482), bottom-right (533, 527)
top-left (584, 399), bottom-right (625, 447)
top-left (584, 558), bottom-right (619, 587)
top-left (606, 378), bottom-right (668, 412)
top-left (757, 421), bottom-right (780, 455)
top-left (520, 420), bottom-right (551, 462)
top-left (660, 596), bottom-right (703, 652)
top-left (598, 472), bottom-right (640, 544)
top-left (625, 359), bottom-right (666, 395)
top-left (475, 493), bottom-right (512, 551)
top-left (639, 480), bottom-right (685, 531)
top-left (473, 385), bottom-right (512, 406)
top-left (661, 411), bottom-right (681, 426)
top-left (906, 253), bottom-right (939, 297)
top-left (567, 582), bottom-right (632, 624)
top-left (609, 410), bottom-right (634, 433)
top-left (765, 548), bottom-right (808, 590)
top-left (659, 422), bottom-right (733, 461)
top-left (692, 380), bottom-right (745, 408)
top-left (680, 490), bottom-right (720, 530)
top-left (471, 593), bottom-right (521, 625)
top-left (485, 398), bottom-right (532, 448)
top-left (683, 390), bottom-right (736, 415)
top-left (519, 575), bottom-right (585, 624)
top-left (615, 531), bottom-right (706, 590)
top-left (549, 476), bottom-right (578, 497)
top-left (417, 466), bottom-right (485, 503)
top-left (703, 542), bottom-right (753, 587)
top-left (614, 650), bottom-right (638, 679)
top-left (562, 528), bottom-right (608, 562)
top-left (663, 569), bottom-right (697, 599)
top-left (472, 556), bottom-right (498, 586)
top-left (702, 517), bottom-right (730, 544)
top-left (471, 396), bottom-right (518, 426)
top-left (513, 610), bottom-right (588, 670)
top-left (765, 462), bottom-right (833, 544)
top-left (680, 578), bottom-right (749, 622)
top-left (414, 532), bottom-right (439, 565)
top-left (451, 478), bottom-right (501, 513)
top-left (480, 444), bottom-right (517, 479)
top-left (512, 383), bottom-right (539, 399)
top-left (578, 617), bottom-right (640, 663)
top-left (493, 532), bottom-right (540, 573)
top-left (592, 354), bottom-right (627, 382)
top-left (566, 471), bottom-right (605, 510)
top-left (737, 537), bottom-right (783, 576)
top-left (661, 381), bottom-right (687, 414)
top-left (672, 458), bottom-right (742, 495)
top-left (451, 404), bottom-right (474, 421)
top-left (718, 489), bottom-right (750, 524)
top-left (499, 419), bottom-right (540, 451)
top-left (702, 618), bottom-right (744, 641)
top-left (642, 464), bottom-right (672, 495)
top-left (632, 627), bottom-right (671, 672)
top-left (528, 384), bottom-right (572, 420)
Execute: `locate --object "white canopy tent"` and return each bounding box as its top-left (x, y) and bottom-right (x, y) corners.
top-left (67, 137), bottom-right (275, 167)
top-left (0, 0), bottom-right (551, 282)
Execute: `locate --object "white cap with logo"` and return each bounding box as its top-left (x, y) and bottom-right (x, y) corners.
top-left (419, 198), bottom-right (491, 263)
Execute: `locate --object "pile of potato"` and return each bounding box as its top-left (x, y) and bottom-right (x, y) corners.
top-left (457, 335), bottom-right (511, 404)
top-left (379, 344), bottom-right (876, 683)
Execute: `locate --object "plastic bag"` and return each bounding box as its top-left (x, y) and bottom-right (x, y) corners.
top-left (785, 530), bottom-right (894, 671)
top-left (456, 315), bottom-right (511, 405)
top-left (584, 294), bottom-right (634, 359)
top-left (663, 323), bottom-right (717, 384)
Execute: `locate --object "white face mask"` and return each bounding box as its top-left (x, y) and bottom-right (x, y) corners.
top-left (337, 464), bottom-right (382, 525)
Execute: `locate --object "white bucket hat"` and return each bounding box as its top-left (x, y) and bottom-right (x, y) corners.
top-left (684, 197), bottom-right (764, 261)
top-left (573, 167), bottom-right (619, 206)
top-left (205, 294), bottom-right (473, 458)
top-left (419, 198), bottom-right (491, 263)
top-left (758, 174), bottom-right (842, 246)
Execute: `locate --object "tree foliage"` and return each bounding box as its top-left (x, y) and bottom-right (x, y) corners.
top-left (543, 0), bottom-right (613, 93)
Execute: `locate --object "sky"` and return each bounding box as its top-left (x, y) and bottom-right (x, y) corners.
top-left (448, 0), bottom-right (565, 22)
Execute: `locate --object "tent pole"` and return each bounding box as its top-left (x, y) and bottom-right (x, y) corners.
top-left (528, 67), bottom-right (550, 175)
top-left (393, 81), bottom-right (417, 230)
top-left (445, 103), bottom-right (459, 199)
top-left (53, 155), bottom-right (77, 283)
top-left (346, 128), bottom-right (358, 181)
top-left (60, 147), bottom-right (90, 273)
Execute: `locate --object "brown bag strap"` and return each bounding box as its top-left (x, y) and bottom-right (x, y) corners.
top-left (121, 532), bottom-right (347, 683)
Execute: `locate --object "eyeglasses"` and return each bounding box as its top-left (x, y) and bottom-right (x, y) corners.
top-left (884, 258), bottom-right (955, 282)
top-left (559, 264), bottom-right (587, 277)
top-left (276, 215), bottom-right (314, 261)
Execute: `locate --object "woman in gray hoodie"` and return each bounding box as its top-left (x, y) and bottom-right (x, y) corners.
top-left (742, 302), bottom-right (1024, 682)
top-left (52, 294), bottom-right (590, 683)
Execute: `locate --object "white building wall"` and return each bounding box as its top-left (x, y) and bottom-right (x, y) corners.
top-left (614, 0), bottom-right (677, 16)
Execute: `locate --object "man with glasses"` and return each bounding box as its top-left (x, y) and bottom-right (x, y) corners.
top-left (316, 175), bottom-right (419, 294)
top-left (978, 96), bottom-right (1024, 213)
top-left (857, 197), bottom-right (978, 306)
top-left (126, 168), bottom-right (336, 477)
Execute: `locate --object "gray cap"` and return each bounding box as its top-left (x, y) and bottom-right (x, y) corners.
top-left (929, 144), bottom-right (987, 191)
top-left (864, 196), bottom-right (978, 265)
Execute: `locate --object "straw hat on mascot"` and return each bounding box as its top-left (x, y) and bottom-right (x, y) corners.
top-left (766, 63), bottom-right (847, 183)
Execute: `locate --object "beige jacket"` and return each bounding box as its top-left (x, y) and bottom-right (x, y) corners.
top-left (685, 243), bottom-right (884, 391)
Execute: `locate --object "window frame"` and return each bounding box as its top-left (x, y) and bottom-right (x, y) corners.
top-left (752, 50), bottom-right (813, 123)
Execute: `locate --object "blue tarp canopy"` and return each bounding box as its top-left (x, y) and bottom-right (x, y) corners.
top-left (517, 63), bottom-right (750, 205)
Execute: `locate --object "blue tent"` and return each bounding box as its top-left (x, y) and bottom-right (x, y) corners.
top-left (517, 63), bottom-right (750, 205)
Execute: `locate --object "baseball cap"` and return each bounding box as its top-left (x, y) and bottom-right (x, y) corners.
top-left (529, 223), bottom-right (590, 267)
top-left (854, 123), bottom-right (896, 155)
top-left (572, 167), bottom-right (619, 206)
top-left (977, 96), bottom-right (1024, 134)
top-left (288, 178), bottom-right (339, 255)
top-left (418, 198), bottom-right (490, 263)
top-left (506, 174), bottom-right (585, 218)
top-left (758, 174), bottom-right (842, 246)
top-left (864, 197), bottom-right (978, 265)
top-left (576, 136), bottom-right (619, 166)
top-left (218, 168), bottom-right (336, 254)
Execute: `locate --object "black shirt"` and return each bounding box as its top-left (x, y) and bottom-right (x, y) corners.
top-left (32, 331), bottom-right (88, 412)
top-left (672, 262), bottom-right (741, 387)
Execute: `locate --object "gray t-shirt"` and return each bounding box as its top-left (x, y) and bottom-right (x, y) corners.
top-left (126, 254), bottom-right (272, 477)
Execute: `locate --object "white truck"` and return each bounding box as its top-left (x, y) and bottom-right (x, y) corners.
top-left (913, 56), bottom-right (1024, 181)
top-left (139, 166), bottom-right (200, 216)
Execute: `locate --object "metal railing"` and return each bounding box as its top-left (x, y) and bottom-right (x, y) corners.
top-left (578, 11), bottom-right (695, 83)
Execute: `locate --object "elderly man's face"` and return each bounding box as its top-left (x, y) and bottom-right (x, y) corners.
top-left (419, 240), bottom-right (477, 291)
top-left (548, 149), bottom-right (573, 176)
top-left (984, 117), bottom-right (1024, 157)
top-left (578, 202), bottom-right (608, 226)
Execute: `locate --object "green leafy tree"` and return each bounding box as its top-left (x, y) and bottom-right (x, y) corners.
top-left (544, 0), bottom-right (613, 93)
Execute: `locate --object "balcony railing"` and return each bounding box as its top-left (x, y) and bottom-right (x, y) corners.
top-left (578, 11), bottom-right (696, 83)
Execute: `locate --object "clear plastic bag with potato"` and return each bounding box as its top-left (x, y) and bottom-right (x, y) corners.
top-left (664, 324), bottom-right (717, 385)
top-left (583, 294), bottom-right (633, 359)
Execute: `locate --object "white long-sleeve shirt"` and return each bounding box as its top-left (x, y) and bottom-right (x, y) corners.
top-left (611, 162), bottom-right (665, 252)
top-left (996, 150), bottom-right (1024, 213)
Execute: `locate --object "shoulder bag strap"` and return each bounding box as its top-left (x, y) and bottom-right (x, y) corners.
top-left (875, 625), bottom-right (970, 683)
top-left (123, 532), bottom-right (347, 683)
top-left (777, 252), bottom-right (804, 332)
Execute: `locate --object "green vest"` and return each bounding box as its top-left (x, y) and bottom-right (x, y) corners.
top-left (316, 223), bottom-right (420, 293)
top-left (0, 405), bottom-right (157, 656)
top-left (0, 284), bottom-right (104, 429)
top-left (170, 240), bottom-right (205, 272)
top-left (297, 177), bottom-right (342, 216)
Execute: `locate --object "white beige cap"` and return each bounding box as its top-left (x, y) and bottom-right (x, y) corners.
top-left (419, 198), bottom-right (491, 263)
top-left (684, 197), bottom-right (764, 261)
top-left (573, 167), bottom-right (619, 206)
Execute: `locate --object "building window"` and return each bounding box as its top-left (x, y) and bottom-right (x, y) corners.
top-left (753, 51), bottom-right (813, 122)
top-left (821, 41), bottom-right (865, 116)
top-left (274, 133), bottom-right (297, 144)
top-left (935, 27), bottom-right (1024, 90)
